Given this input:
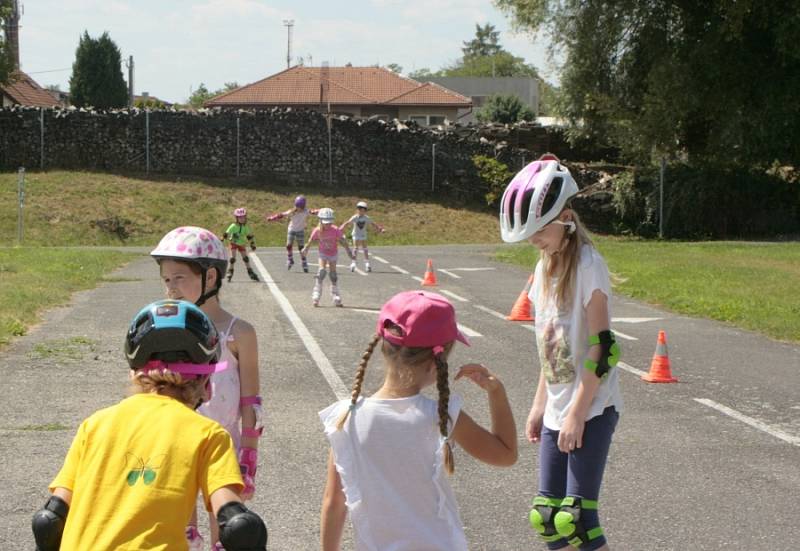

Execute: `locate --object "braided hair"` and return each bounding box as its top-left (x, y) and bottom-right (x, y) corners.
top-left (336, 333), bottom-right (381, 430)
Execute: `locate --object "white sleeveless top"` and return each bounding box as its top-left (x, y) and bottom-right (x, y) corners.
top-left (198, 317), bottom-right (241, 449)
top-left (319, 393), bottom-right (467, 551)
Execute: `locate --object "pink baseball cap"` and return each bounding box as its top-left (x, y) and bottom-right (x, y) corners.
top-left (377, 291), bottom-right (470, 354)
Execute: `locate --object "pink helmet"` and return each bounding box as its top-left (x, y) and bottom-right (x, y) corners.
top-left (234, 207), bottom-right (247, 217)
top-left (151, 227), bottom-right (229, 305)
top-left (294, 195), bottom-right (306, 208)
top-left (499, 156), bottom-right (578, 243)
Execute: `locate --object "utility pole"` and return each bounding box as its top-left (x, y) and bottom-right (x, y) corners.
top-left (126, 55), bottom-right (134, 108)
top-left (283, 19), bottom-right (294, 69)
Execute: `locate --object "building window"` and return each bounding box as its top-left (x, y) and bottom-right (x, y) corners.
top-left (410, 115), bottom-right (428, 126)
top-left (409, 115), bottom-right (448, 127)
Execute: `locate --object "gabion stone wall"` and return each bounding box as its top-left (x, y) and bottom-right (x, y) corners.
top-left (0, 107), bottom-right (533, 201)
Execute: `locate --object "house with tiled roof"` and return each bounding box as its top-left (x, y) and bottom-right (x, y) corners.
top-left (1, 70), bottom-right (61, 108)
top-left (205, 66), bottom-right (472, 126)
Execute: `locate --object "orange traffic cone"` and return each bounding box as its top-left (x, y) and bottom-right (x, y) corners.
top-left (642, 330), bottom-right (678, 383)
top-left (507, 274), bottom-right (535, 321)
top-left (421, 259), bottom-right (437, 286)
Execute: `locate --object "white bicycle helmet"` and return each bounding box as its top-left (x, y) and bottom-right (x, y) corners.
top-left (317, 208), bottom-right (335, 224)
top-left (499, 156), bottom-right (579, 243)
top-left (356, 201), bottom-right (368, 209)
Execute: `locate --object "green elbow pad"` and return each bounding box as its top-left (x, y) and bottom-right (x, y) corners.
top-left (583, 330), bottom-right (620, 378)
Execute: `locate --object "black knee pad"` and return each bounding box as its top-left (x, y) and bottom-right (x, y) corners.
top-left (554, 496), bottom-right (603, 548)
top-left (229, 257), bottom-right (236, 265)
top-left (529, 496), bottom-right (561, 544)
top-left (32, 495), bottom-right (69, 551)
top-left (329, 271), bottom-right (338, 284)
top-left (243, 256), bottom-right (250, 264)
top-left (316, 268), bottom-right (327, 283)
top-left (217, 501), bottom-right (267, 551)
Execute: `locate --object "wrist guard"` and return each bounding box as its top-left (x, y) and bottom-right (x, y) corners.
top-left (238, 446), bottom-right (258, 497)
top-left (583, 330), bottom-right (620, 379)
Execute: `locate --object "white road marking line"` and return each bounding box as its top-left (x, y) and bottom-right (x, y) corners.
top-left (613, 330), bottom-right (638, 341)
top-left (522, 324), bottom-right (536, 332)
top-left (452, 267), bottom-right (496, 272)
top-left (438, 269), bottom-right (462, 279)
top-left (350, 307), bottom-right (381, 314)
top-left (473, 304), bottom-right (508, 320)
top-left (440, 289), bottom-right (469, 302)
top-left (694, 398), bottom-right (800, 447)
top-left (371, 255), bottom-right (390, 264)
top-left (250, 254), bottom-right (349, 400)
top-left (457, 323), bottom-right (482, 338)
top-left (617, 361), bottom-right (648, 377)
top-left (354, 267), bottom-right (368, 276)
top-left (612, 317), bottom-right (662, 323)
top-left (411, 276), bottom-right (424, 283)
top-left (390, 265), bottom-right (410, 274)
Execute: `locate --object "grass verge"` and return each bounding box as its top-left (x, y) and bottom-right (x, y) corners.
top-left (0, 248), bottom-right (136, 350)
top-left (0, 171), bottom-right (498, 247)
top-left (496, 237), bottom-right (800, 343)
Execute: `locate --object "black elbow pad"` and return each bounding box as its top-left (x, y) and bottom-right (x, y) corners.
top-left (32, 495), bottom-right (69, 551)
top-left (217, 501), bottom-right (268, 551)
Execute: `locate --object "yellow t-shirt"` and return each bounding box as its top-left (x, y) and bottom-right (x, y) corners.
top-left (50, 393), bottom-right (243, 550)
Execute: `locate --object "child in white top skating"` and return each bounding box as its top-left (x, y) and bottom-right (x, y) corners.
top-left (266, 195), bottom-right (318, 272)
top-left (339, 201), bottom-right (384, 273)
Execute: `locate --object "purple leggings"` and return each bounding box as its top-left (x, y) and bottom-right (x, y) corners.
top-left (538, 406), bottom-right (618, 550)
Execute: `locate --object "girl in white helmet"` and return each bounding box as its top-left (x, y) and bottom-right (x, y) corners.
top-left (500, 155), bottom-right (622, 551)
top-left (222, 207), bottom-right (259, 282)
top-left (339, 200), bottom-right (385, 273)
top-left (150, 227), bottom-right (264, 551)
top-left (301, 208), bottom-right (354, 307)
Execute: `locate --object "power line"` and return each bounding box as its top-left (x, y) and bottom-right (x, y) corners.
top-left (25, 67), bottom-right (71, 75)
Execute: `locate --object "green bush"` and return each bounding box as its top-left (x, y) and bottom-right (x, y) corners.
top-left (473, 155), bottom-right (513, 207)
top-left (611, 164), bottom-right (800, 239)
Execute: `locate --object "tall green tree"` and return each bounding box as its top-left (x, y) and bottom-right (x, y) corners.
top-left (494, 0), bottom-right (800, 166)
top-left (69, 31), bottom-right (128, 109)
top-left (0, 0), bottom-right (15, 85)
top-left (462, 23), bottom-right (503, 59)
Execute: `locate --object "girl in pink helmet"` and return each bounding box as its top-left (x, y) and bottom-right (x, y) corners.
top-left (301, 208), bottom-right (354, 307)
top-left (266, 195), bottom-right (318, 272)
top-left (500, 155), bottom-right (622, 551)
top-left (151, 227), bottom-right (264, 551)
top-left (222, 207), bottom-right (259, 282)
top-left (320, 290), bottom-right (517, 551)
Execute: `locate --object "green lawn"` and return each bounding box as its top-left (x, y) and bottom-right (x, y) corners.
top-left (496, 237), bottom-right (800, 343)
top-left (0, 248), bottom-right (136, 349)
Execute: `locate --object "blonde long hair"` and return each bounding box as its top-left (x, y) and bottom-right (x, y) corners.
top-left (336, 327), bottom-right (458, 475)
top-left (540, 207), bottom-right (593, 308)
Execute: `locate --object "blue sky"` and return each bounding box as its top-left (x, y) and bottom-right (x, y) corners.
top-left (18, 0), bottom-right (555, 103)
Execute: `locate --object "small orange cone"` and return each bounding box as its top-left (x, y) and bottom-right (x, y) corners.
top-left (642, 330), bottom-right (678, 383)
top-left (421, 259), bottom-right (437, 286)
top-left (507, 274), bottom-right (535, 321)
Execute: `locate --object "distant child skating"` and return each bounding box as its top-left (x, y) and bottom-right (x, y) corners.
top-left (266, 195), bottom-right (318, 272)
top-left (339, 201), bottom-right (384, 273)
top-left (301, 208), bottom-right (353, 307)
top-left (222, 207), bottom-right (259, 281)
top-left (499, 154), bottom-right (622, 551)
top-left (320, 290), bottom-right (517, 551)
top-left (32, 300), bottom-right (267, 551)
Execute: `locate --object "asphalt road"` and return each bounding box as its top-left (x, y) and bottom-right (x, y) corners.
top-left (1, 244), bottom-right (798, 550)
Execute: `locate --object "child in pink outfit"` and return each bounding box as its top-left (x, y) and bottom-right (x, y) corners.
top-left (302, 208), bottom-right (354, 307)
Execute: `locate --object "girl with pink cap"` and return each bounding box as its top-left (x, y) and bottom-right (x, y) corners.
top-left (319, 290), bottom-right (517, 551)
top-left (150, 227), bottom-right (264, 551)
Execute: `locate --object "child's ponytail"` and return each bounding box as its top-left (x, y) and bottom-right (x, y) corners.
top-left (337, 333), bottom-right (381, 430)
top-left (434, 352), bottom-right (455, 475)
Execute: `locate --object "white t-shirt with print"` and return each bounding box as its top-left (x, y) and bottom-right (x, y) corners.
top-left (319, 393), bottom-right (467, 551)
top-left (529, 244), bottom-right (623, 431)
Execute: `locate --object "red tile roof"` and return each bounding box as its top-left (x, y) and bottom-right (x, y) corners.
top-left (1, 71), bottom-right (61, 107)
top-left (206, 66), bottom-right (471, 108)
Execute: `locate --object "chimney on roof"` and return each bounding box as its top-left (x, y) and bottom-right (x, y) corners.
top-left (3, 0), bottom-right (21, 70)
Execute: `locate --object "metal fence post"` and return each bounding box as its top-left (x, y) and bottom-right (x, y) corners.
top-left (236, 115), bottom-right (241, 177)
top-left (17, 167), bottom-right (25, 244)
top-left (145, 110), bottom-right (150, 174)
top-left (659, 157), bottom-right (666, 238)
top-left (39, 108), bottom-right (44, 169)
top-left (431, 143), bottom-right (436, 192)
